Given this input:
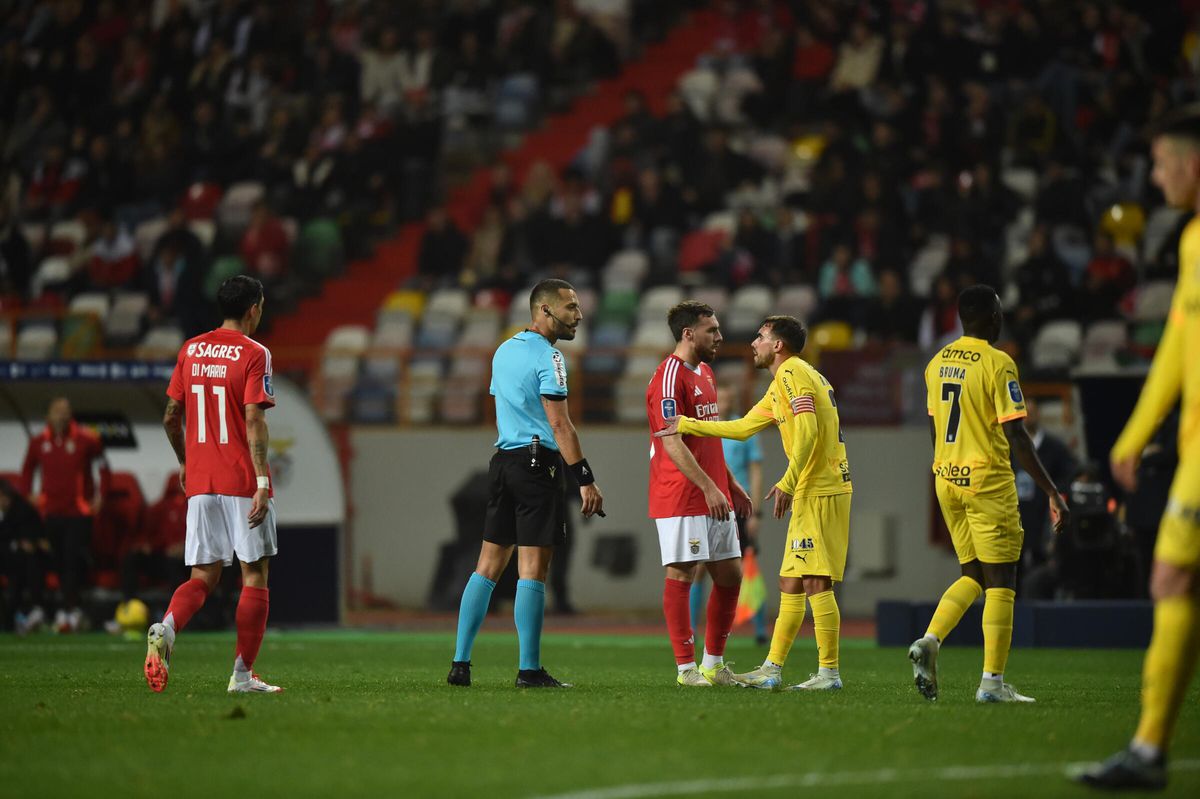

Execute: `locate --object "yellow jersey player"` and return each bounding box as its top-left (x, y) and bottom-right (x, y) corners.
top-left (908, 285), bottom-right (1069, 704)
top-left (1079, 107), bottom-right (1200, 791)
top-left (656, 315), bottom-right (852, 691)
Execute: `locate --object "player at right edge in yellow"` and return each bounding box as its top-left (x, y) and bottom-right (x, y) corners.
top-left (1079, 107), bottom-right (1200, 792)
top-left (909, 285), bottom-right (1069, 704)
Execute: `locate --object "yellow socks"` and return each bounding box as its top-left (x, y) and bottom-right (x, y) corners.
top-left (926, 576), bottom-right (982, 642)
top-left (1134, 595), bottom-right (1200, 750)
top-left (767, 592), bottom-right (806, 666)
top-left (982, 587), bottom-right (1016, 676)
top-left (808, 590), bottom-right (841, 670)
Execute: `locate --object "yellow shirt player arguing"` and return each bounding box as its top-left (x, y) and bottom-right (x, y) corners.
top-left (1080, 107), bottom-right (1200, 792)
top-left (908, 285), bottom-right (1069, 704)
top-left (656, 315), bottom-right (852, 691)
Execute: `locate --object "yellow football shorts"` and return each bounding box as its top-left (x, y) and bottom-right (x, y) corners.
top-left (779, 493), bottom-right (851, 582)
top-left (1156, 462), bottom-right (1200, 569)
top-left (935, 478), bottom-right (1023, 564)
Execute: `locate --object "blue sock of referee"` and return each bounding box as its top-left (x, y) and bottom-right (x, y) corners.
top-left (514, 579), bottom-right (546, 671)
top-left (453, 573), bottom-right (496, 663)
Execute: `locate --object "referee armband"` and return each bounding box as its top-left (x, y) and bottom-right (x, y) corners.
top-left (569, 458), bottom-right (596, 486)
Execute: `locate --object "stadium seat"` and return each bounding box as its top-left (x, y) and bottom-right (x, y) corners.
top-left (1142, 206), bottom-right (1186, 265)
top-left (58, 312), bottom-right (102, 358)
top-left (775, 284), bottom-right (818, 322)
top-left (908, 236), bottom-right (949, 298)
top-left (294, 218), bottom-right (344, 279)
top-left (348, 379), bottom-right (397, 424)
top-left (1131, 281), bottom-right (1175, 322)
top-left (180, 182), bottom-right (223, 220)
top-left (728, 284), bottom-right (773, 315)
top-left (137, 326), bottom-right (185, 360)
top-left (1078, 319), bottom-right (1128, 371)
top-left (494, 73), bottom-right (540, 129)
top-left (15, 324), bottom-right (57, 360)
top-left (49, 219), bottom-right (86, 253)
top-left (188, 219), bottom-right (216, 248)
top-left (325, 324), bottom-right (371, 356)
top-left (360, 352), bottom-right (402, 383)
top-left (745, 134), bottom-right (790, 173)
top-left (133, 216), bottom-right (169, 262)
top-left (204, 255), bottom-right (246, 301)
top-left (425, 288), bottom-right (471, 320)
top-left (458, 317), bottom-right (501, 349)
top-left (614, 374), bottom-right (652, 423)
top-left (603, 250), bottom-right (650, 292)
top-left (690, 285), bottom-right (729, 315)
top-left (372, 316), bottom-right (415, 349)
top-left (678, 68), bottom-right (718, 120)
top-left (104, 292), bottom-right (150, 344)
top-left (68, 292), bottom-right (111, 320)
top-left (701, 210), bottom-right (737, 237)
top-left (1000, 167), bottom-right (1038, 202)
top-left (597, 289), bottom-right (639, 325)
top-left (217, 180), bottom-right (265, 232)
top-left (637, 285), bottom-right (684, 323)
top-left (583, 321), bottom-right (629, 375)
top-left (1030, 319), bottom-right (1083, 371)
top-left (811, 320), bottom-right (854, 351)
top-left (383, 290), bottom-right (427, 319)
top-left (622, 353), bottom-right (662, 380)
top-left (30, 255), bottom-right (72, 297)
top-left (21, 222), bottom-right (46, 252)
top-left (415, 315), bottom-right (459, 349)
top-left (628, 320), bottom-right (675, 353)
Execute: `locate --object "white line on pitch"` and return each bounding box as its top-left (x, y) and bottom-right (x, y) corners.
top-left (529, 759), bottom-right (1200, 799)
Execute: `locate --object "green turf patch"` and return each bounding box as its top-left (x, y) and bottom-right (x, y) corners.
top-left (0, 631), bottom-right (1196, 798)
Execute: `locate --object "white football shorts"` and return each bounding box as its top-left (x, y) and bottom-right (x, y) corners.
top-left (185, 494), bottom-right (278, 567)
top-left (655, 512), bottom-right (740, 566)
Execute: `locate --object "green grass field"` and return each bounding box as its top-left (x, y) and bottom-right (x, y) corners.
top-left (1, 630), bottom-right (1197, 799)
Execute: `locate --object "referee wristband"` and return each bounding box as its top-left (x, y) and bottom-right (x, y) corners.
top-left (568, 459), bottom-right (596, 486)
top-left (256, 476), bottom-right (270, 490)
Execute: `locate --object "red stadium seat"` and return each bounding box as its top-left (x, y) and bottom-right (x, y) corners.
top-left (180, 182), bottom-right (223, 221)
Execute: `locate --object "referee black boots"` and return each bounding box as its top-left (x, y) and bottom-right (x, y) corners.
top-left (515, 667), bottom-right (572, 688)
top-left (447, 661), bottom-right (471, 687)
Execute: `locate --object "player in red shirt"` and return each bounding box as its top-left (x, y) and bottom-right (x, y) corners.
top-left (20, 396), bottom-right (110, 632)
top-left (646, 301), bottom-right (750, 686)
top-left (144, 275), bottom-right (281, 694)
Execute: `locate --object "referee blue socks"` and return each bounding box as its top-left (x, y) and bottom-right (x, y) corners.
top-left (453, 573), bottom-right (496, 663)
top-left (515, 579), bottom-right (546, 671)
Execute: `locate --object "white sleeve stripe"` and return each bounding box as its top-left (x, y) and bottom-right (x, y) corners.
top-left (245, 336), bottom-right (273, 375)
top-left (662, 359), bottom-right (677, 399)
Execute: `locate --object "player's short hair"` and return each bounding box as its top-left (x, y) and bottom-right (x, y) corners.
top-left (217, 275), bottom-right (264, 321)
top-left (1152, 104), bottom-right (1200, 147)
top-left (761, 315), bottom-right (807, 354)
top-left (529, 278), bottom-right (575, 316)
top-left (666, 301), bottom-right (716, 342)
top-left (957, 284), bottom-right (1000, 327)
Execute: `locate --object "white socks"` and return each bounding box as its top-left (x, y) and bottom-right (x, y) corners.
top-left (701, 652), bottom-right (723, 670)
top-left (677, 661), bottom-right (697, 674)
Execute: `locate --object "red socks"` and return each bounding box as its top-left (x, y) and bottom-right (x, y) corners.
top-left (164, 578), bottom-right (209, 632)
top-left (663, 578), bottom-right (695, 665)
top-left (235, 586), bottom-right (270, 671)
top-left (705, 582), bottom-right (741, 658)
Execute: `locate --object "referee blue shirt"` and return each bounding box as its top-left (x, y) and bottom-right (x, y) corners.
top-left (491, 330), bottom-right (568, 451)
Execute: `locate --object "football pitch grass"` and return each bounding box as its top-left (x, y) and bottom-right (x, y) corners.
top-left (2, 630), bottom-right (1198, 799)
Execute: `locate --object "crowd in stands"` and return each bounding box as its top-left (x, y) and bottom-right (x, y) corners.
top-left (409, 0), bottom-right (1195, 376)
top-left (0, 0), bottom-right (657, 345)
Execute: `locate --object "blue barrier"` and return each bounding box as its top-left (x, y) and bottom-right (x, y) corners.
top-left (876, 600), bottom-right (1153, 648)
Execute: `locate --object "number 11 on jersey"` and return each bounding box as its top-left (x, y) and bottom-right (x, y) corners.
top-left (191, 384), bottom-right (229, 444)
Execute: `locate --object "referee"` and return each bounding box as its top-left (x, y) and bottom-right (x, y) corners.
top-left (448, 278), bottom-right (605, 688)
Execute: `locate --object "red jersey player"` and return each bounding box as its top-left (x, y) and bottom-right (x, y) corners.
top-left (144, 275), bottom-right (282, 694)
top-left (646, 301), bottom-right (751, 687)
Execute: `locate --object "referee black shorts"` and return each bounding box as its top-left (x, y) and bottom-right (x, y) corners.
top-left (482, 447), bottom-right (567, 548)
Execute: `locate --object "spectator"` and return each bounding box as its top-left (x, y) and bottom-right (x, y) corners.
top-left (818, 241), bottom-right (876, 324)
top-left (415, 206), bottom-right (468, 289)
top-left (829, 20), bottom-right (883, 94)
top-left (789, 26), bottom-right (834, 119)
top-left (223, 52), bottom-right (272, 131)
top-left (919, 274), bottom-right (963, 350)
top-left (144, 208), bottom-right (208, 335)
top-left (0, 200), bottom-right (32, 298)
top-left (239, 200), bottom-right (290, 281)
top-left (1012, 398), bottom-right (1078, 576)
top-left (87, 215), bottom-right (139, 289)
top-left (1080, 230), bottom-right (1135, 321)
top-left (0, 479), bottom-right (52, 635)
top-left (360, 26), bottom-right (405, 118)
top-left (1013, 225), bottom-right (1073, 347)
top-left (25, 143), bottom-right (86, 222)
top-left (19, 397), bottom-right (110, 633)
top-left (865, 268), bottom-right (921, 344)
